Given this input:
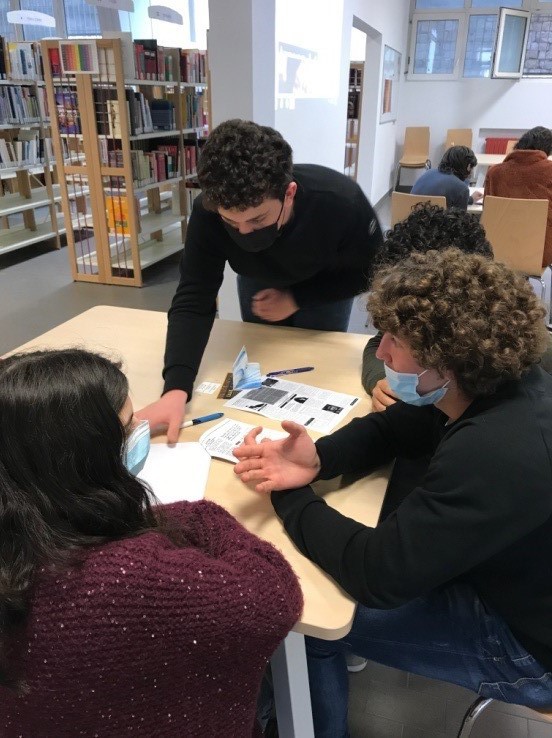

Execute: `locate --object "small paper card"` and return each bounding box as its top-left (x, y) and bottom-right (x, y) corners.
top-left (199, 418), bottom-right (287, 463)
top-left (232, 346), bottom-right (262, 390)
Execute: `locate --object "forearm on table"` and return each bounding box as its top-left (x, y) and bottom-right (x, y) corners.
top-left (361, 333), bottom-right (384, 394)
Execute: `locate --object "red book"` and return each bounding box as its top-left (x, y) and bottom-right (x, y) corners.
top-left (48, 47), bottom-right (61, 77)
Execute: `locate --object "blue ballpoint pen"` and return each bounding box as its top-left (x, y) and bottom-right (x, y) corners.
top-left (267, 366), bottom-right (314, 377)
top-left (181, 412), bottom-right (224, 429)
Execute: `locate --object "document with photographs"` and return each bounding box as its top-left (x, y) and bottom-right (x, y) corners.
top-left (223, 376), bottom-right (360, 433)
top-left (199, 418), bottom-right (288, 463)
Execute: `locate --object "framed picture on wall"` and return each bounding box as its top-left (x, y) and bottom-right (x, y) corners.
top-left (380, 45), bottom-right (401, 123)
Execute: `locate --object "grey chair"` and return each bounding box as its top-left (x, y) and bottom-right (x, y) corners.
top-left (457, 696), bottom-right (552, 737)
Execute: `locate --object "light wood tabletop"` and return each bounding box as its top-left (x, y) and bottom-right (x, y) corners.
top-left (12, 305), bottom-right (388, 641)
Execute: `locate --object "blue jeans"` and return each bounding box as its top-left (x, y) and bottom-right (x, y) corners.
top-left (306, 583), bottom-right (552, 738)
top-left (237, 275), bottom-right (354, 332)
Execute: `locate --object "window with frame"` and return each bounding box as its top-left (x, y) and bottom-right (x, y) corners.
top-left (5, 0), bottom-right (104, 41)
top-left (19, 0), bottom-right (56, 40)
top-left (412, 16), bottom-right (460, 75)
top-left (64, 0), bottom-right (100, 36)
top-left (524, 13), bottom-right (552, 75)
top-left (410, 1), bottom-right (552, 79)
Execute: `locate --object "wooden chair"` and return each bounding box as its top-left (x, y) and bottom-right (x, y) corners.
top-left (505, 138), bottom-right (518, 154)
top-left (457, 696), bottom-right (552, 737)
top-left (480, 196), bottom-right (548, 277)
top-left (481, 196), bottom-right (549, 318)
top-left (395, 127), bottom-right (431, 192)
top-left (445, 128), bottom-right (473, 150)
top-left (391, 192), bottom-right (447, 227)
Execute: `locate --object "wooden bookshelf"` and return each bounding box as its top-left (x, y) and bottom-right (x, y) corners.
top-left (41, 38), bottom-right (208, 286)
top-left (345, 62), bottom-right (363, 181)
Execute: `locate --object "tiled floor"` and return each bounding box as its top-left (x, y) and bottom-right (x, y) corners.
top-left (348, 660), bottom-right (552, 737)
top-left (2, 197), bottom-right (552, 738)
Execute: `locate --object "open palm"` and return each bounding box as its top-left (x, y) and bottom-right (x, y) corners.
top-left (233, 420), bottom-right (320, 493)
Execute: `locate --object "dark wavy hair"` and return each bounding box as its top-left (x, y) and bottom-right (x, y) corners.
top-left (438, 145), bottom-right (477, 179)
top-left (368, 249), bottom-right (548, 398)
top-left (0, 349), bottom-right (164, 691)
top-left (197, 119), bottom-right (293, 210)
top-left (515, 126), bottom-right (552, 156)
top-left (378, 203), bottom-right (493, 266)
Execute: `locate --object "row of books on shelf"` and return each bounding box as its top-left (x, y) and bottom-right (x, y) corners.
top-left (0, 133), bottom-right (53, 169)
top-left (133, 41), bottom-right (207, 83)
top-left (0, 39), bottom-right (44, 81)
top-left (176, 87), bottom-right (208, 130)
top-left (0, 85), bottom-right (48, 126)
top-left (59, 87), bottom-right (178, 138)
top-left (183, 142), bottom-right (197, 177)
top-left (103, 145), bottom-right (180, 187)
top-left (94, 90), bottom-right (159, 138)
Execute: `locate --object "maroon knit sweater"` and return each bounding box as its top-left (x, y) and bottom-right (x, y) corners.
top-left (0, 501), bottom-right (303, 737)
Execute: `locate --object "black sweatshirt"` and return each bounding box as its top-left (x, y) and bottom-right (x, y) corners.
top-left (163, 164), bottom-right (383, 396)
top-left (272, 366), bottom-right (552, 671)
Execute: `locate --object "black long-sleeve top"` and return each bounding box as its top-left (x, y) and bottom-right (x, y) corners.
top-left (163, 164), bottom-right (383, 396)
top-left (272, 366), bottom-right (552, 671)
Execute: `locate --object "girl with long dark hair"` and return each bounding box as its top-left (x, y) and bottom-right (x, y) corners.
top-left (0, 349), bottom-right (301, 737)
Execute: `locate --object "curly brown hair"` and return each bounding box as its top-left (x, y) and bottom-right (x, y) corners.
top-left (368, 249), bottom-right (548, 398)
top-left (197, 119), bottom-right (293, 210)
top-left (378, 203), bottom-right (493, 267)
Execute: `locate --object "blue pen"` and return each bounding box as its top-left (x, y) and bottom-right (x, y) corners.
top-left (267, 366), bottom-right (314, 377)
top-left (181, 412), bottom-right (224, 429)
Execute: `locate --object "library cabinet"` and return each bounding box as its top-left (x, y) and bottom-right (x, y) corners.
top-left (0, 77), bottom-right (62, 257)
top-left (41, 37), bottom-right (208, 286)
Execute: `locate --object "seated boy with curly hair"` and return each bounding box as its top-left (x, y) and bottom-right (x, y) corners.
top-left (234, 249), bottom-right (552, 737)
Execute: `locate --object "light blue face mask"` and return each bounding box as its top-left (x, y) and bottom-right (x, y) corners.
top-left (384, 365), bottom-right (450, 407)
top-left (124, 419), bottom-right (150, 476)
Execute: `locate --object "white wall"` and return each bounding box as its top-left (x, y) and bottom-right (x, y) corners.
top-left (274, 0), bottom-right (347, 171)
top-left (208, 0), bottom-right (275, 126)
top-left (347, 0), bottom-right (411, 203)
top-left (400, 77), bottom-right (552, 166)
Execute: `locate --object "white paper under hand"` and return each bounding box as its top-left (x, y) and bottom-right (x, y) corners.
top-left (137, 442), bottom-right (211, 504)
top-left (199, 418), bottom-right (287, 463)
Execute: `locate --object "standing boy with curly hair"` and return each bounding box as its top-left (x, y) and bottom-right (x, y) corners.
top-left (234, 249), bottom-right (552, 736)
top-left (139, 119), bottom-right (383, 438)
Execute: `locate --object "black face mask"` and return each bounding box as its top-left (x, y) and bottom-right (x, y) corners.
top-left (223, 200), bottom-right (285, 253)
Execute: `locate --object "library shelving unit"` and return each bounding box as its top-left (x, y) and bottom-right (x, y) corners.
top-left (0, 61), bottom-right (62, 257)
top-left (344, 62), bottom-right (363, 180)
top-left (41, 37), bottom-right (208, 286)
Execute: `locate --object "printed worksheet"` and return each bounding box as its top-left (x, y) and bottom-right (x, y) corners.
top-left (199, 418), bottom-right (287, 463)
top-left (224, 377), bottom-right (360, 433)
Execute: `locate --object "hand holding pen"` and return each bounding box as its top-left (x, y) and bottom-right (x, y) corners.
top-left (267, 366), bottom-right (314, 378)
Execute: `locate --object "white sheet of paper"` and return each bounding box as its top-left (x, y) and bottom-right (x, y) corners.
top-left (138, 442), bottom-right (211, 503)
top-left (199, 418), bottom-right (287, 463)
top-left (224, 377), bottom-right (359, 433)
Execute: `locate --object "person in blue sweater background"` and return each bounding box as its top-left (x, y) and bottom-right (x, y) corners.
top-left (411, 145), bottom-right (483, 209)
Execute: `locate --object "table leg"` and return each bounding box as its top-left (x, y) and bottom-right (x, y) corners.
top-left (271, 631), bottom-right (315, 738)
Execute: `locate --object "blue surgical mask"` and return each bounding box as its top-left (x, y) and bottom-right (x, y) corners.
top-left (124, 419), bottom-right (150, 475)
top-left (384, 365), bottom-right (450, 407)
